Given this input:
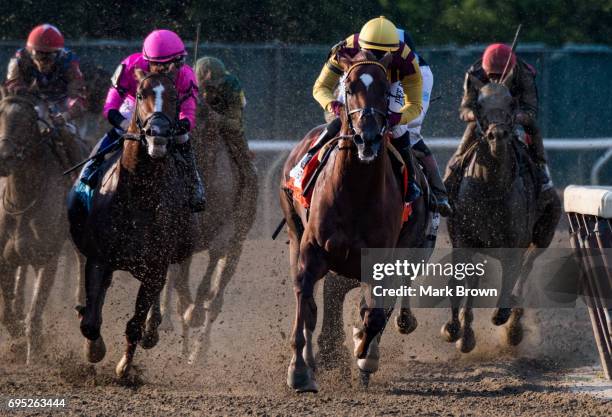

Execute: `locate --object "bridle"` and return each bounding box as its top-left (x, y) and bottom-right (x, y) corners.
top-left (342, 61), bottom-right (389, 141)
top-left (125, 73), bottom-right (180, 143)
top-left (0, 98), bottom-right (55, 162)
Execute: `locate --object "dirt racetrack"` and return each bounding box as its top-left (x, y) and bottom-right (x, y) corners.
top-left (1, 227), bottom-right (611, 416)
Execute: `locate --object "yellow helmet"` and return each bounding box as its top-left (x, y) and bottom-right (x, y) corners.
top-left (358, 16), bottom-right (399, 52)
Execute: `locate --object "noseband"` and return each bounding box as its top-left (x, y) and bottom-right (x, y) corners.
top-left (343, 61), bottom-right (388, 141)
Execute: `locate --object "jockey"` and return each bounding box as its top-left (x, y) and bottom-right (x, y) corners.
top-left (447, 43), bottom-right (552, 194)
top-left (299, 16), bottom-right (451, 215)
top-left (4, 24), bottom-right (86, 126)
top-left (4, 24), bottom-right (87, 172)
top-left (194, 56), bottom-right (256, 185)
top-left (80, 29), bottom-right (205, 212)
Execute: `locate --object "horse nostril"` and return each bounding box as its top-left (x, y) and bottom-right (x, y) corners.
top-left (354, 135), bottom-right (364, 145)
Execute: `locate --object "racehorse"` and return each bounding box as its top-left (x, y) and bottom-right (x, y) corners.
top-left (280, 50), bottom-right (433, 392)
top-left (159, 100), bottom-right (258, 364)
top-left (0, 89), bottom-right (87, 364)
top-left (442, 82), bottom-right (561, 352)
top-left (68, 70), bottom-right (196, 377)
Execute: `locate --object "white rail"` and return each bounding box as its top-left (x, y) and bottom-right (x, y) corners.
top-left (248, 138), bottom-right (612, 151)
top-left (249, 138), bottom-right (612, 185)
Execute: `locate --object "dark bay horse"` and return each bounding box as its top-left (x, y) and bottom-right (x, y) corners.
top-left (0, 91), bottom-right (87, 364)
top-left (442, 83), bottom-right (561, 353)
top-left (159, 101), bottom-right (258, 364)
top-left (68, 71), bottom-right (195, 377)
top-left (280, 51), bottom-right (432, 392)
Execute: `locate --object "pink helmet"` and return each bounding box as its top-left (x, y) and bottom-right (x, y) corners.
top-left (142, 29), bottom-right (187, 62)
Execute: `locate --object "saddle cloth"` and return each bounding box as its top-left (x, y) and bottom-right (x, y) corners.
top-left (286, 136), bottom-right (412, 223)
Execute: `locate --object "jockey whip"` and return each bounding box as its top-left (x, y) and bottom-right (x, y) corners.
top-left (500, 24), bottom-right (522, 84)
top-left (193, 23), bottom-right (201, 65)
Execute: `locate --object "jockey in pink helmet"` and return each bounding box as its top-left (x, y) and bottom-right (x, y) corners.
top-left (80, 29), bottom-right (205, 212)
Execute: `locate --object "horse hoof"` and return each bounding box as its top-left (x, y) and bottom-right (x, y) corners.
top-left (505, 322), bottom-right (524, 346)
top-left (139, 329), bottom-right (159, 350)
top-left (359, 370), bottom-right (371, 388)
top-left (491, 307), bottom-right (512, 326)
top-left (84, 336), bottom-right (106, 363)
top-left (441, 320), bottom-right (462, 343)
top-left (183, 304), bottom-right (206, 328)
top-left (456, 327), bottom-right (476, 353)
top-left (116, 354), bottom-right (131, 378)
top-left (395, 311), bottom-right (418, 335)
top-left (287, 364), bottom-right (319, 393)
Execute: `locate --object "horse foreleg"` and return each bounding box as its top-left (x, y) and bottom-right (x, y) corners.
top-left (13, 266), bottom-right (27, 322)
top-left (353, 290), bottom-right (389, 386)
top-left (287, 241), bottom-right (325, 393)
top-left (74, 249), bottom-right (87, 307)
top-left (189, 247), bottom-right (241, 365)
top-left (0, 264), bottom-right (23, 338)
top-left (492, 254), bottom-right (522, 326)
top-left (25, 260), bottom-right (58, 364)
top-left (117, 272), bottom-right (165, 378)
top-left (184, 255), bottom-right (215, 328)
top-left (159, 263), bottom-right (180, 332)
top-left (317, 273), bottom-right (356, 370)
top-left (140, 292), bottom-right (162, 350)
top-left (79, 259), bottom-right (112, 363)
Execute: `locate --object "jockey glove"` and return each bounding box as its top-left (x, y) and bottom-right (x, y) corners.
top-left (107, 109), bottom-right (127, 130)
top-left (330, 100), bottom-right (344, 117)
top-left (387, 111), bottom-right (402, 127)
top-left (175, 118), bottom-right (191, 135)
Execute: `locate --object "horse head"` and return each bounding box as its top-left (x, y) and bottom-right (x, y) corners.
top-left (476, 83), bottom-right (516, 159)
top-left (0, 89), bottom-right (43, 176)
top-left (122, 70), bottom-right (179, 171)
top-left (336, 50), bottom-right (392, 163)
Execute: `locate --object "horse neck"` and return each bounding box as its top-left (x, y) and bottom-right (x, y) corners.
top-left (5, 150), bottom-right (47, 209)
top-left (468, 139), bottom-right (515, 191)
top-left (119, 142), bottom-right (172, 206)
top-left (331, 139), bottom-right (389, 206)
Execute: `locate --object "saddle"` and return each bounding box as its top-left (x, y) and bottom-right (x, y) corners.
top-left (285, 136), bottom-right (412, 222)
top-left (446, 137), bottom-right (538, 204)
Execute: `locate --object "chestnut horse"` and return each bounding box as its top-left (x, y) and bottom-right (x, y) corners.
top-left (68, 71), bottom-right (195, 377)
top-left (280, 51), bottom-right (433, 392)
top-left (442, 83), bottom-right (561, 352)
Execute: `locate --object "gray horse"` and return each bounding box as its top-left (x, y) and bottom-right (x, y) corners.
top-left (159, 101), bottom-right (258, 364)
top-left (441, 82), bottom-right (561, 352)
top-left (0, 91), bottom-right (87, 363)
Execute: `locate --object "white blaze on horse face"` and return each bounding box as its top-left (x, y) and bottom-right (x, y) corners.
top-left (359, 73), bottom-right (374, 91)
top-left (153, 83), bottom-right (165, 113)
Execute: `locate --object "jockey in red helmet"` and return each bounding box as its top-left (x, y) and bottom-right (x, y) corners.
top-left (446, 43), bottom-right (552, 195)
top-left (4, 24), bottom-right (86, 125)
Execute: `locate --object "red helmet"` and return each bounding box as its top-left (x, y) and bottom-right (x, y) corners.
top-left (26, 24), bottom-right (64, 52)
top-left (482, 43), bottom-right (516, 75)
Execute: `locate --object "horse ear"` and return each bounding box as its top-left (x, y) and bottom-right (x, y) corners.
top-left (336, 51), bottom-right (354, 72)
top-left (379, 52), bottom-right (393, 69)
top-left (133, 68), bottom-right (146, 82)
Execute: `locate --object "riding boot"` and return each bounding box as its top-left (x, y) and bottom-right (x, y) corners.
top-left (391, 132), bottom-right (421, 203)
top-left (524, 126), bottom-right (554, 194)
top-left (80, 128), bottom-right (123, 187)
top-left (176, 140), bottom-right (206, 213)
top-left (416, 152), bottom-right (453, 217)
top-left (289, 117), bottom-right (342, 181)
top-left (443, 122), bottom-right (478, 197)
